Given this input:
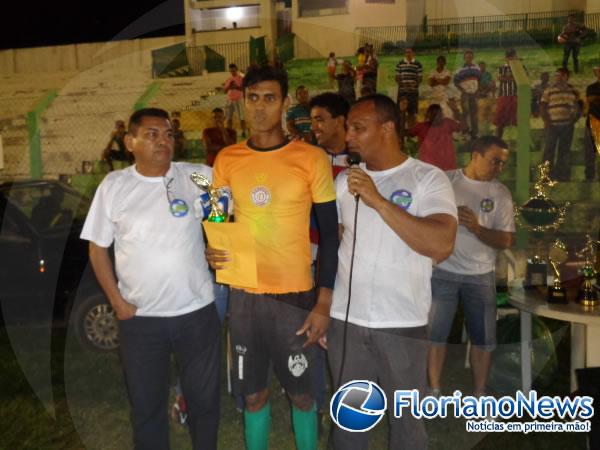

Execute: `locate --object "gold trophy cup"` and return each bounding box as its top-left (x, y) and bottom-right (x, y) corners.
top-left (190, 173), bottom-right (228, 223)
top-left (547, 239), bottom-right (568, 304)
top-left (576, 235), bottom-right (600, 308)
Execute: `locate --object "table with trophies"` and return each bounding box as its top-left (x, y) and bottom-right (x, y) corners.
top-left (510, 162), bottom-right (600, 393)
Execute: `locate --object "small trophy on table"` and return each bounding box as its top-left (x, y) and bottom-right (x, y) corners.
top-left (547, 239), bottom-right (568, 304)
top-left (575, 235), bottom-right (600, 309)
top-left (190, 172), bottom-right (228, 223)
top-left (515, 161), bottom-right (570, 290)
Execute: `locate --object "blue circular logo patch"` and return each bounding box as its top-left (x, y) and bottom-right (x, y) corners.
top-left (169, 199), bottom-right (189, 217)
top-left (330, 380), bottom-right (387, 432)
top-left (480, 198), bottom-right (494, 213)
top-left (390, 189), bottom-right (413, 210)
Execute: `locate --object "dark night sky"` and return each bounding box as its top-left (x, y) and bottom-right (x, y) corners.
top-left (1, 0), bottom-right (185, 50)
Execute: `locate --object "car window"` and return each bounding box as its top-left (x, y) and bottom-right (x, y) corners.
top-left (5, 184), bottom-right (90, 232)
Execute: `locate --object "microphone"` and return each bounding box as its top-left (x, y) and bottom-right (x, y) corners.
top-left (346, 152), bottom-right (361, 199)
top-left (346, 152), bottom-right (361, 167)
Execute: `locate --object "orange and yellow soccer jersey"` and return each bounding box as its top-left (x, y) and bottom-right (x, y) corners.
top-left (213, 139), bottom-right (336, 294)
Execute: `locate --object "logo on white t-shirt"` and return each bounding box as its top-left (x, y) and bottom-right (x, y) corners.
top-left (390, 189), bottom-right (413, 210)
top-left (480, 198), bottom-right (495, 213)
top-left (288, 353), bottom-right (308, 377)
top-left (251, 186), bottom-right (271, 207)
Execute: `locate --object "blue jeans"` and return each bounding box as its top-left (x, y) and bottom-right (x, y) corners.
top-left (429, 268), bottom-right (497, 351)
top-left (119, 305), bottom-right (221, 450)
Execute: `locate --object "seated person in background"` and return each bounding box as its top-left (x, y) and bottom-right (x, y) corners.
top-left (202, 108), bottom-right (237, 167)
top-left (172, 118), bottom-right (187, 161)
top-left (101, 120), bottom-right (132, 171)
top-left (408, 103), bottom-right (462, 171)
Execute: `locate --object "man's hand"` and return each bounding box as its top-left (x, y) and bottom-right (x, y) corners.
top-left (296, 305), bottom-right (331, 348)
top-left (458, 205), bottom-right (480, 235)
top-left (205, 245), bottom-right (230, 270)
top-left (347, 167), bottom-right (385, 209)
top-left (113, 299), bottom-right (137, 321)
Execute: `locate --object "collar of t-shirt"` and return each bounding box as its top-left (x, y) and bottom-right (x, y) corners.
top-left (459, 168), bottom-right (491, 186)
top-left (131, 164), bottom-right (174, 183)
top-left (363, 157), bottom-right (414, 178)
top-left (247, 138), bottom-right (290, 152)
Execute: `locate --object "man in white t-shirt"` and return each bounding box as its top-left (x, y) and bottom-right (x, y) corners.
top-left (428, 136), bottom-right (515, 398)
top-left (328, 94), bottom-right (457, 450)
top-left (80, 108), bottom-right (220, 450)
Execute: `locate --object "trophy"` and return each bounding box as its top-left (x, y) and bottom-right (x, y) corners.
top-left (575, 235), bottom-right (600, 308)
top-left (547, 239), bottom-right (568, 303)
top-left (515, 161), bottom-right (570, 289)
top-left (190, 173), bottom-right (228, 223)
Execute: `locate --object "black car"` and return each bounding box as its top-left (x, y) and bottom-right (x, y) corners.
top-left (0, 180), bottom-right (118, 351)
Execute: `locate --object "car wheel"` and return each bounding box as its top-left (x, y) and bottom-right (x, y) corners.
top-left (72, 294), bottom-right (119, 352)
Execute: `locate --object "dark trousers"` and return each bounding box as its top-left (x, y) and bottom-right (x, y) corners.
top-left (119, 304), bottom-right (221, 450)
top-left (563, 43), bottom-right (581, 73)
top-left (584, 124), bottom-right (598, 180)
top-left (460, 92), bottom-right (478, 138)
top-left (543, 123), bottom-right (574, 181)
top-left (328, 320), bottom-right (428, 450)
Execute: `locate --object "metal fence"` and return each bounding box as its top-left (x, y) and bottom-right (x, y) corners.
top-left (357, 9), bottom-right (598, 54)
top-left (187, 41), bottom-right (250, 75)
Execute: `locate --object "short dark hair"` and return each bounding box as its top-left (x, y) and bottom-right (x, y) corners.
top-left (242, 65), bottom-right (289, 99)
top-left (470, 136), bottom-right (509, 156)
top-left (464, 49), bottom-right (474, 55)
top-left (309, 93), bottom-right (350, 119)
top-left (296, 85), bottom-right (306, 96)
top-left (557, 67), bottom-right (570, 78)
top-left (505, 48), bottom-right (517, 58)
top-left (128, 108), bottom-right (169, 136)
top-left (229, 63), bottom-right (237, 70)
top-left (212, 107), bottom-right (224, 114)
top-left (437, 55), bottom-right (446, 64)
top-left (353, 94), bottom-right (401, 137)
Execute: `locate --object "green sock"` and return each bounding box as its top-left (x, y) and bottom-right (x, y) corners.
top-left (244, 403), bottom-right (271, 450)
top-left (292, 403), bottom-right (317, 450)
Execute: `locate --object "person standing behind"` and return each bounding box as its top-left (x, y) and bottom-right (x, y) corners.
top-left (329, 94), bottom-right (457, 450)
top-left (362, 44), bottom-right (379, 92)
top-left (560, 14), bottom-right (588, 74)
top-left (584, 66), bottom-right (600, 182)
top-left (396, 48), bottom-right (423, 127)
top-left (224, 63), bottom-right (247, 137)
top-left (494, 48), bottom-right (519, 139)
top-left (540, 67), bottom-right (583, 181)
top-left (428, 136), bottom-right (515, 399)
top-left (327, 52), bottom-right (337, 88)
top-left (335, 60), bottom-right (357, 105)
top-left (454, 50), bottom-right (481, 139)
top-left (428, 55), bottom-right (453, 119)
top-left (408, 103), bottom-right (462, 171)
top-left (287, 85), bottom-right (313, 142)
top-left (202, 107), bottom-right (237, 167)
top-left (207, 65), bottom-right (339, 450)
top-left (82, 108), bottom-right (220, 450)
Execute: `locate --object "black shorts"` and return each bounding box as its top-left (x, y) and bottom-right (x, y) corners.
top-left (229, 289), bottom-right (316, 398)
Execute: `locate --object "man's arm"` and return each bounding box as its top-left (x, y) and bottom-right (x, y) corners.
top-left (88, 242), bottom-right (137, 320)
top-left (457, 206), bottom-right (514, 249)
top-left (296, 200), bottom-right (339, 348)
top-left (347, 167), bottom-right (456, 263)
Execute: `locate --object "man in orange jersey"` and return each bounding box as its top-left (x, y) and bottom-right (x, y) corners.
top-left (206, 65), bottom-right (338, 450)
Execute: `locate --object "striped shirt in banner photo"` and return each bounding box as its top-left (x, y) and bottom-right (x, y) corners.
top-left (541, 82), bottom-right (581, 125)
top-left (498, 64), bottom-right (517, 97)
top-left (396, 59), bottom-right (423, 93)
